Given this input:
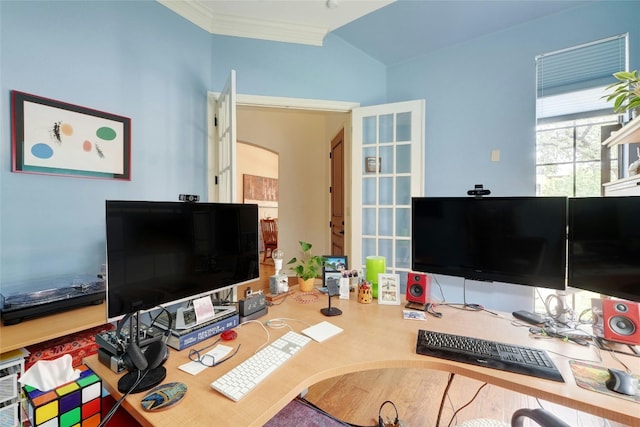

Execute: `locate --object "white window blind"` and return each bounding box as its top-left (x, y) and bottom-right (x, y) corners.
top-left (536, 34), bottom-right (627, 122)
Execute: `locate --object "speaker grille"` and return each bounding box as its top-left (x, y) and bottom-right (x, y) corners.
top-left (409, 284), bottom-right (423, 297)
top-left (609, 316), bottom-right (636, 336)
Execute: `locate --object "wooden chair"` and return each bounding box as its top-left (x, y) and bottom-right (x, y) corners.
top-left (260, 218), bottom-right (278, 262)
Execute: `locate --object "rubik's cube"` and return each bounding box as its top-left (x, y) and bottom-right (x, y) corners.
top-left (22, 364), bottom-right (102, 427)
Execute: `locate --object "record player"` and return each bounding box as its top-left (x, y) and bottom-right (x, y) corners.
top-left (0, 274), bottom-right (105, 325)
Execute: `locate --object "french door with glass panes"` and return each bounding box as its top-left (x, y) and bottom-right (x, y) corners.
top-left (351, 100), bottom-right (425, 292)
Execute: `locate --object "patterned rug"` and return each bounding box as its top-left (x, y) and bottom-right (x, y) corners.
top-left (264, 398), bottom-right (347, 427)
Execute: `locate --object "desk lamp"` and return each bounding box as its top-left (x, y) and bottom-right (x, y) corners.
top-left (269, 249), bottom-right (288, 294)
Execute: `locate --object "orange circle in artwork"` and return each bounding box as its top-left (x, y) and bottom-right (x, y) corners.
top-left (60, 122), bottom-right (74, 136)
top-left (83, 140), bottom-right (92, 152)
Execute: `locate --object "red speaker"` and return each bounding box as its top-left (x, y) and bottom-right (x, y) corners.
top-left (406, 273), bottom-right (430, 305)
top-left (593, 299), bottom-right (640, 345)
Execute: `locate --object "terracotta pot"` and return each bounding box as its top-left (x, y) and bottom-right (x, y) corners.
top-left (298, 277), bottom-right (315, 292)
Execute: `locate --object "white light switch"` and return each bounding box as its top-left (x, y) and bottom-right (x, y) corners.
top-left (491, 149), bottom-right (500, 162)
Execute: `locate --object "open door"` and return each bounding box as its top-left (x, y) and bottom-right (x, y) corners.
top-left (208, 70), bottom-right (237, 203)
top-left (350, 100), bottom-right (425, 292)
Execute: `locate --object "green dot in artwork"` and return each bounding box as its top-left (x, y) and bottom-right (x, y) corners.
top-left (96, 126), bottom-right (117, 141)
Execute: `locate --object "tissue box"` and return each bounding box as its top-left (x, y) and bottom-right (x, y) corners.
top-left (22, 364), bottom-right (101, 427)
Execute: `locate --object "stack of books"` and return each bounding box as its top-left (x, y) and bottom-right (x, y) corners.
top-left (152, 307), bottom-right (239, 350)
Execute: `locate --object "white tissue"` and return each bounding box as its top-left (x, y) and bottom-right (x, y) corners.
top-left (19, 354), bottom-right (80, 391)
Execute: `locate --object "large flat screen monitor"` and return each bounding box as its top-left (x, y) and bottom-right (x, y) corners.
top-left (411, 196), bottom-right (567, 291)
top-left (106, 200), bottom-right (259, 320)
top-left (568, 196), bottom-right (640, 302)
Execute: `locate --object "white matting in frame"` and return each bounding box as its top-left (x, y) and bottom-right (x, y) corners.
top-left (378, 273), bottom-right (400, 305)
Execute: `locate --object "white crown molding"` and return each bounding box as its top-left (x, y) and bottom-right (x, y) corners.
top-left (158, 0), bottom-right (328, 46)
top-left (208, 92), bottom-right (360, 113)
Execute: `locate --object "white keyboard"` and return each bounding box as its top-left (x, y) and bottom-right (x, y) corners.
top-left (210, 330), bottom-right (311, 401)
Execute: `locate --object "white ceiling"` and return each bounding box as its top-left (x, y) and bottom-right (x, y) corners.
top-left (158, 0), bottom-right (592, 65)
top-left (157, 0), bottom-right (394, 46)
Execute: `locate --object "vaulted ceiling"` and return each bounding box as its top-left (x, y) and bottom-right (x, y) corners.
top-left (158, 0), bottom-right (590, 65)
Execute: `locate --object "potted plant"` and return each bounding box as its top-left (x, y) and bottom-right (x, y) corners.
top-left (287, 241), bottom-right (326, 292)
top-left (603, 70), bottom-right (640, 115)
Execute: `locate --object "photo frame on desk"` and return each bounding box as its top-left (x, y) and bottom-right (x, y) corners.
top-left (323, 255), bottom-right (347, 272)
top-left (378, 273), bottom-right (400, 305)
top-left (11, 90), bottom-right (131, 180)
top-left (322, 255), bottom-right (347, 290)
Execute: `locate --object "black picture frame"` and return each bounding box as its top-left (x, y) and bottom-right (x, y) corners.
top-left (323, 255), bottom-right (348, 272)
top-left (11, 90), bottom-right (131, 180)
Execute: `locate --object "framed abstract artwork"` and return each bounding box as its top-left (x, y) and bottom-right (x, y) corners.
top-left (11, 90), bottom-right (131, 180)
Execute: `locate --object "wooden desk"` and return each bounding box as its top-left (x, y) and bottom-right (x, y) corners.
top-left (84, 295), bottom-right (639, 426)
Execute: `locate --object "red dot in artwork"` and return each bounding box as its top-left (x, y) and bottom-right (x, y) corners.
top-left (83, 140), bottom-right (92, 152)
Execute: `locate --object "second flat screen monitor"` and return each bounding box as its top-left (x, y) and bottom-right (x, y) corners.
top-left (411, 197), bottom-right (567, 291)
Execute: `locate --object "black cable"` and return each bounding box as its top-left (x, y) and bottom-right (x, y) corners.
top-left (445, 382), bottom-right (488, 427)
top-left (436, 372), bottom-right (455, 427)
top-left (98, 369), bottom-right (149, 427)
top-left (101, 306), bottom-right (171, 426)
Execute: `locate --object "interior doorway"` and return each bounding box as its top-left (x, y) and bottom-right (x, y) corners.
top-left (235, 104), bottom-right (350, 263)
top-left (237, 142), bottom-right (278, 259)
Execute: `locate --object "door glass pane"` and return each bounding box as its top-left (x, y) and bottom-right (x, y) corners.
top-left (379, 208), bottom-right (393, 236)
top-left (363, 208), bottom-right (376, 235)
top-left (395, 176), bottom-right (411, 205)
top-left (363, 116), bottom-right (377, 145)
top-left (378, 239), bottom-right (392, 267)
top-left (396, 144), bottom-right (411, 173)
top-left (396, 112), bottom-right (411, 141)
top-left (363, 177), bottom-right (376, 205)
top-left (379, 114), bottom-right (394, 143)
top-left (380, 146), bottom-right (394, 174)
top-left (396, 240), bottom-right (410, 269)
top-left (399, 273), bottom-right (408, 293)
top-left (362, 238), bottom-right (376, 263)
top-left (395, 208), bottom-right (410, 236)
top-left (379, 177), bottom-right (393, 205)
top-left (363, 146), bottom-right (376, 160)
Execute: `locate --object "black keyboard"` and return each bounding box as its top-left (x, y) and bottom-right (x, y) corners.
top-left (416, 329), bottom-right (564, 382)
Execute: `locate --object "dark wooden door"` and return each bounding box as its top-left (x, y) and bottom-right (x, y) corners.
top-left (330, 129), bottom-right (345, 255)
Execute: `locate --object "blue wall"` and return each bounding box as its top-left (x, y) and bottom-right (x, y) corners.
top-left (1, 0), bottom-right (638, 301)
top-left (388, 1), bottom-right (640, 197)
top-left (0, 0), bottom-right (386, 291)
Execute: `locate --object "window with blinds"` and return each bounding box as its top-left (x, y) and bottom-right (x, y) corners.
top-left (535, 34), bottom-right (627, 198)
top-left (536, 34), bottom-right (627, 123)
top-left (534, 34), bottom-right (627, 315)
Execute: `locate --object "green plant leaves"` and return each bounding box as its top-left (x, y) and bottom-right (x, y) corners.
top-left (603, 70), bottom-right (640, 113)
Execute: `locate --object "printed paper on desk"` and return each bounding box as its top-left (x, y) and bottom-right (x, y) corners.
top-left (302, 321), bottom-right (343, 342)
